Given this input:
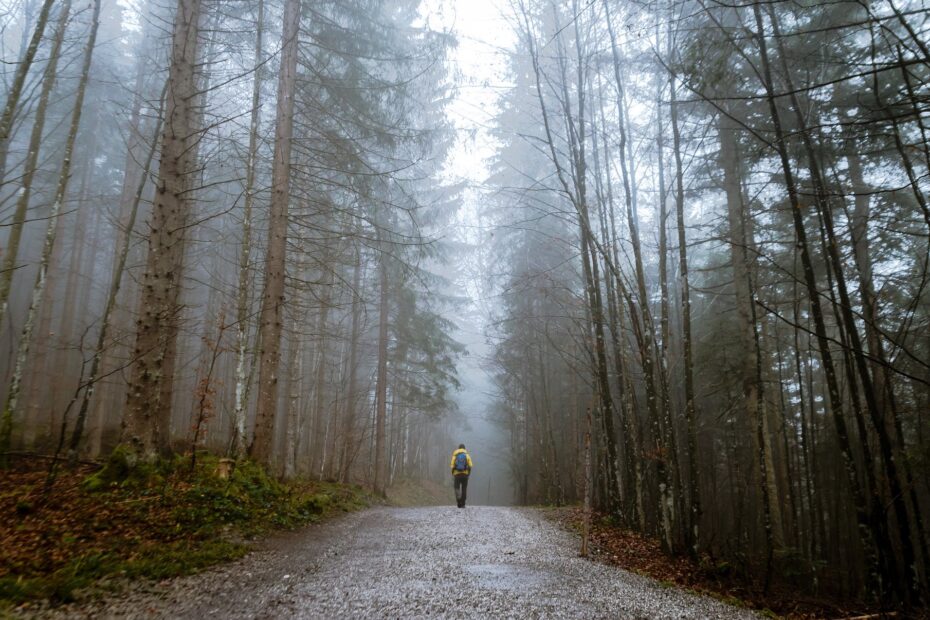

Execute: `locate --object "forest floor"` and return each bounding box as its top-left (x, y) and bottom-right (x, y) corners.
top-left (4, 457), bottom-right (906, 619)
top-left (10, 505), bottom-right (759, 619)
top-left (546, 507), bottom-right (912, 619)
top-left (0, 454), bottom-right (371, 614)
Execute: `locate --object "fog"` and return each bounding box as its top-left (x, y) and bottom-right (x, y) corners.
top-left (1, 0), bottom-right (929, 604)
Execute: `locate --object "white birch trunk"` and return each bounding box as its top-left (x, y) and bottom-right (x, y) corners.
top-left (232, 0), bottom-right (265, 460)
top-left (0, 0), bottom-right (100, 462)
top-left (0, 0), bottom-right (72, 332)
top-left (0, 0), bottom-right (57, 183)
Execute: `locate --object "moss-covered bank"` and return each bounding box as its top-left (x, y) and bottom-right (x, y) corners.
top-left (0, 453), bottom-right (371, 607)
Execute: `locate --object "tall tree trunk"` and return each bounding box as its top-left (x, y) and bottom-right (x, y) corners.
top-left (122, 0), bottom-right (202, 462)
top-left (565, 5), bottom-right (622, 516)
top-left (581, 408), bottom-right (593, 556)
top-left (603, 0), bottom-right (675, 549)
top-left (67, 87), bottom-right (166, 463)
top-left (233, 0), bottom-right (264, 459)
top-left (249, 0), bottom-right (300, 465)
top-left (517, 0), bottom-right (621, 515)
top-left (750, 3), bottom-right (884, 599)
top-left (793, 281), bottom-right (824, 567)
top-left (669, 66), bottom-right (702, 556)
top-left (594, 72), bottom-right (643, 529)
top-left (590, 91), bottom-right (633, 519)
top-left (339, 252), bottom-right (363, 483)
top-left (153, 7), bottom-right (221, 455)
top-left (27, 163), bottom-right (90, 448)
top-left (0, 0), bottom-right (57, 184)
top-left (312, 268), bottom-right (334, 479)
top-left (0, 0), bottom-right (72, 332)
top-left (78, 33), bottom-right (163, 459)
top-left (846, 144), bottom-right (930, 587)
top-left (55, 149), bottom-right (94, 371)
top-left (0, 0), bottom-right (101, 465)
top-left (719, 112), bottom-right (784, 586)
top-left (283, 328), bottom-right (301, 478)
top-left (372, 246), bottom-right (389, 496)
top-left (656, 76), bottom-right (683, 548)
top-left (769, 8), bottom-right (919, 598)
top-left (46, 125), bottom-right (100, 435)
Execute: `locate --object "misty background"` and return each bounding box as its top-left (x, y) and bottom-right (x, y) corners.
top-left (1, 0), bottom-right (929, 606)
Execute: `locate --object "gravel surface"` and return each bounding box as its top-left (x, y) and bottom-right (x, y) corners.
top-left (28, 506), bottom-right (759, 619)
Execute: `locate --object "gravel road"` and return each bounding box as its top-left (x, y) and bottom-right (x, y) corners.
top-left (32, 506), bottom-right (758, 619)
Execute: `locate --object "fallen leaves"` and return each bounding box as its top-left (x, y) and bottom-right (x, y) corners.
top-left (546, 507), bottom-right (900, 620)
top-left (1, 455), bottom-right (370, 605)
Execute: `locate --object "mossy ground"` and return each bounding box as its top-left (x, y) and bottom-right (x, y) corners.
top-left (0, 453), bottom-right (370, 607)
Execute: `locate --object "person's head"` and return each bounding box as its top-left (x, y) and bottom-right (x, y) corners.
top-left (458, 443), bottom-right (465, 450)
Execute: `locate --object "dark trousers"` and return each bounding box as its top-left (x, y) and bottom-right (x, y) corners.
top-left (454, 475), bottom-right (469, 507)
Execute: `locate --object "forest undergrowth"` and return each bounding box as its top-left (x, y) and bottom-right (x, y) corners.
top-left (548, 507), bottom-right (921, 620)
top-left (0, 453), bottom-right (371, 609)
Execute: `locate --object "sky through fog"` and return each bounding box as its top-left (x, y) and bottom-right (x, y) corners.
top-left (427, 0), bottom-right (515, 505)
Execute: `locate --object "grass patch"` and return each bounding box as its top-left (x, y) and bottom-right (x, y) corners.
top-left (0, 454), bottom-right (371, 607)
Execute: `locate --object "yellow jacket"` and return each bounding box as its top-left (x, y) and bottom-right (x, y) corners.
top-left (450, 448), bottom-right (473, 476)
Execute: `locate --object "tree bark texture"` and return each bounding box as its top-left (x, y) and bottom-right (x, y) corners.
top-left (122, 0), bottom-right (203, 461)
top-left (249, 0), bottom-right (300, 465)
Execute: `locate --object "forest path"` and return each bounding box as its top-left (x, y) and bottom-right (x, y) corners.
top-left (40, 506), bottom-right (757, 619)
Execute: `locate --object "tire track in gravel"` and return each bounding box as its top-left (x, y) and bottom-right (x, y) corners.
top-left (30, 506), bottom-right (759, 619)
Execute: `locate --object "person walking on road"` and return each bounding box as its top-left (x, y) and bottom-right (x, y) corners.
top-left (450, 444), bottom-right (473, 508)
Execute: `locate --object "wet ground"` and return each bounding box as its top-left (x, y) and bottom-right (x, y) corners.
top-left (34, 506), bottom-right (758, 619)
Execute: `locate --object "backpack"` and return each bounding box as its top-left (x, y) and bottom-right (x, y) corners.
top-left (454, 452), bottom-right (468, 472)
